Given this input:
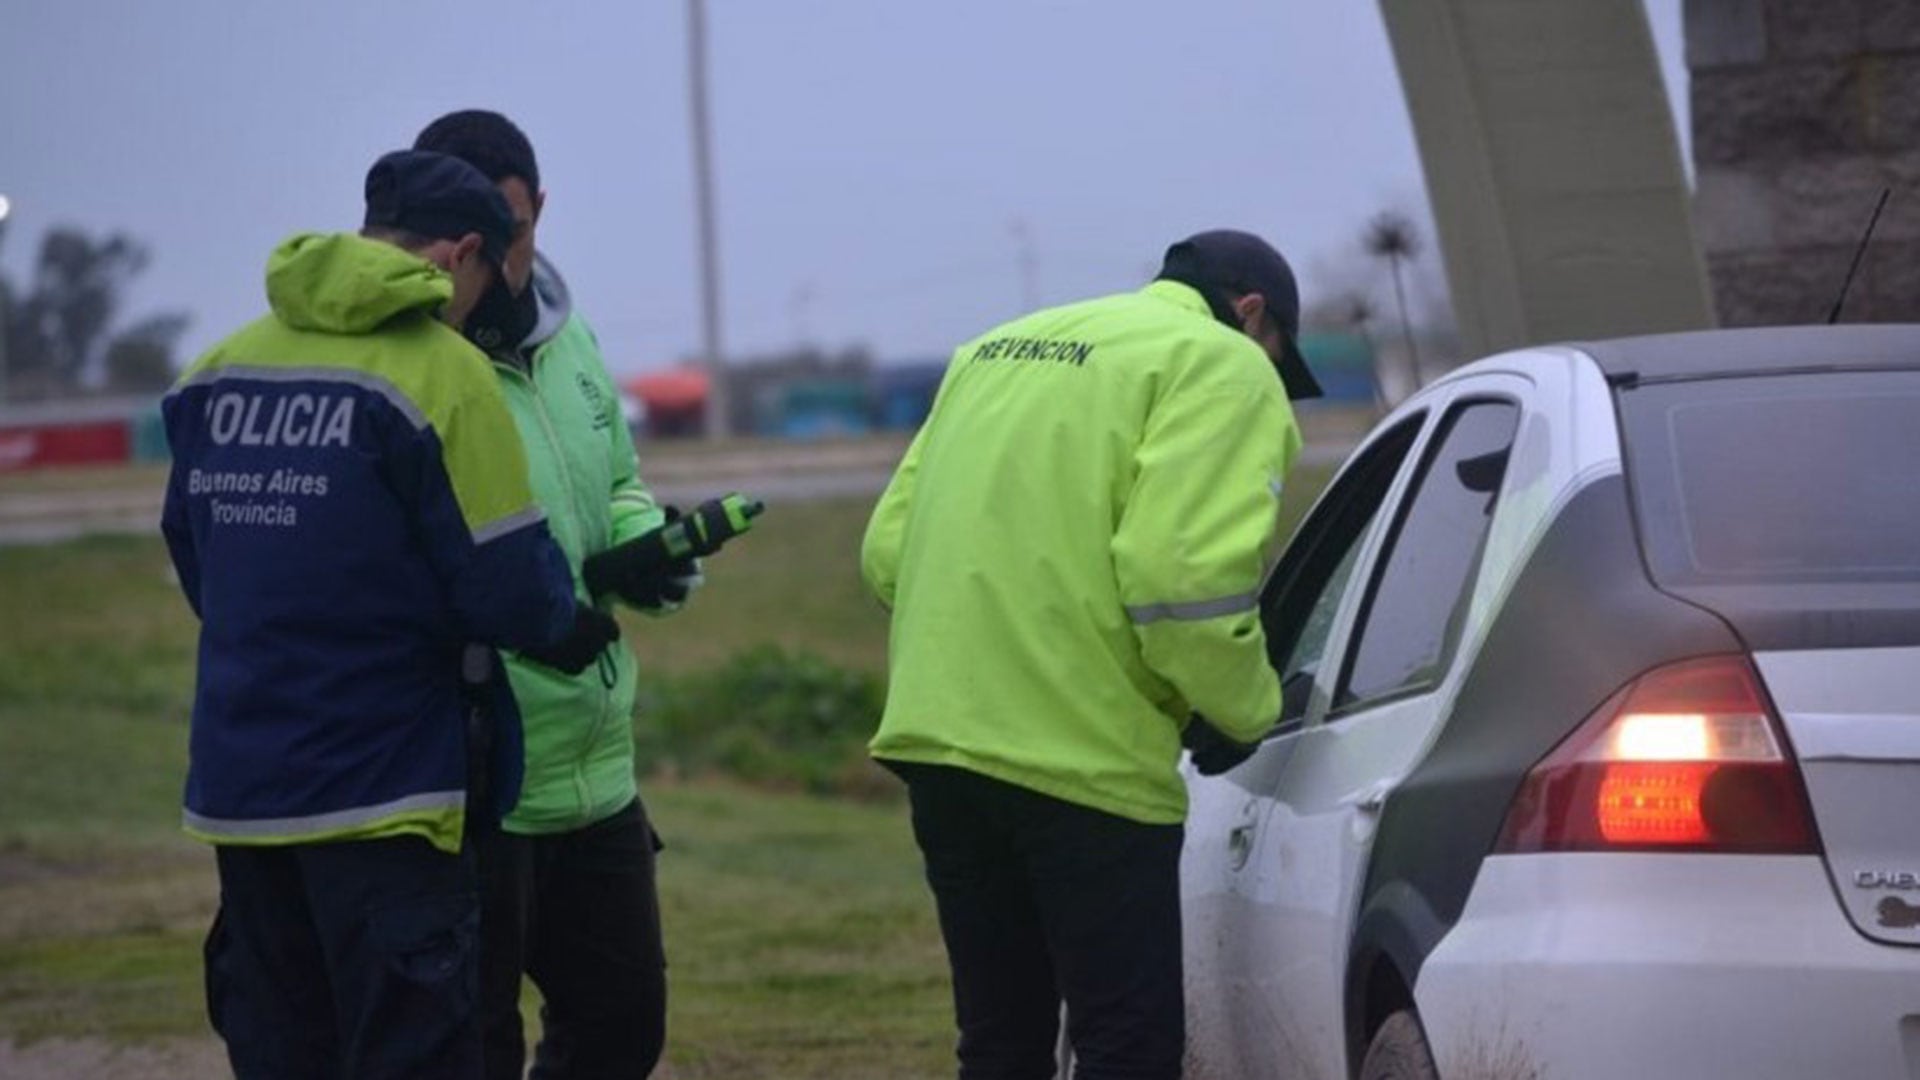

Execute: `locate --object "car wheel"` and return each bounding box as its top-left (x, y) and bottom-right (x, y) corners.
top-left (1359, 1009), bottom-right (1439, 1080)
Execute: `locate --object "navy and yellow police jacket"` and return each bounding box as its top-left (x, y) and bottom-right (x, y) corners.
top-left (161, 232), bottom-right (576, 853)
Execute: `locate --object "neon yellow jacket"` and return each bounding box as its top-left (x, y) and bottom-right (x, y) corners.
top-left (863, 280), bottom-right (1302, 824)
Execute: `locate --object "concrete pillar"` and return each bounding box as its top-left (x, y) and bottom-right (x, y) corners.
top-left (1689, 0), bottom-right (1920, 323)
top-left (1382, 0), bottom-right (1715, 358)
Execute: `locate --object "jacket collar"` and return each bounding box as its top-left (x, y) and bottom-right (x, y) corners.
top-left (1140, 278), bottom-right (1213, 318)
top-left (524, 251), bottom-right (574, 351)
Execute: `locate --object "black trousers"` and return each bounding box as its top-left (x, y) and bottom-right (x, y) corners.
top-left (204, 837), bottom-right (480, 1080)
top-left (894, 762), bottom-right (1186, 1080)
top-left (478, 797), bottom-right (667, 1080)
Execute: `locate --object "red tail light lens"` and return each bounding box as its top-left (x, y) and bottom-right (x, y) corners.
top-left (1595, 763), bottom-right (1716, 844)
top-left (1495, 656), bottom-right (1819, 854)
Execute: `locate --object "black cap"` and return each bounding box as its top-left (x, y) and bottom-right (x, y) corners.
top-left (362, 149), bottom-right (515, 270)
top-left (1158, 229), bottom-right (1323, 400)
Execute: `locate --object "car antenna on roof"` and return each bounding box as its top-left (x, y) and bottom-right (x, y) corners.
top-left (1826, 187), bottom-right (1892, 325)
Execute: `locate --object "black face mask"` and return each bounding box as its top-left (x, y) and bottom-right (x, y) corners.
top-left (465, 273), bottom-right (540, 356)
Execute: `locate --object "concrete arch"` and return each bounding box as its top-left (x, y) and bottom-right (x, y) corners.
top-left (1381, 0), bottom-right (1716, 357)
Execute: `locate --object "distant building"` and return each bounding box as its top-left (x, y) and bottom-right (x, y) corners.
top-left (1296, 332), bottom-right (1381, 408)
top-left (623, 366), bottom-right (709, 439)
top-left (872, 362), bottom-right (945, 432)
top-left (719, 347), bottom-right (874, 439)
top-left (0, 396), bottom-right (162, 472)
top-left (626, 347), bottom-right (880, 440)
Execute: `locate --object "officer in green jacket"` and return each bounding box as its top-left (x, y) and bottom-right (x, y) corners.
top-left (415, 110), bottom-right (689, 1080)
top-left (864, 230), bottom-right (1322, 1080)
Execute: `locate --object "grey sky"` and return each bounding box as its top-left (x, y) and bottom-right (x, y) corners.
top-left (0, 1), bottom-right (1689, 375)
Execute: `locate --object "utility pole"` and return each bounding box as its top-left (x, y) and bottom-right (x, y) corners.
top-left (1010, 217), bottom-right (1038, 312)
top-left (687, 0), bottom-right (729, 439)
top-left (789, 280), bottom-right (815, 346)
top-left (1386, 250), bottom-right (1420, 388)
top-left (0, 194), bottom-right (11, 406)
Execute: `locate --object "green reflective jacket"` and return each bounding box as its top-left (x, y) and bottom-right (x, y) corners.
top-left (493, 257), bottom-right (666, 835)
top-left (863, 281), bottom-right (1302, 824)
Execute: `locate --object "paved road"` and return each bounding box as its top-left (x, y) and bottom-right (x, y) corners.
top-left (0, 443), bottom-right (1352, 546)
top-left (0, 468), bottom-right (907, 545)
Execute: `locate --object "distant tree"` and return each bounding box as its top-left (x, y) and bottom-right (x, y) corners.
top-left (0, 272), bottom-right (13, 371)
top-left (1364, 211), bottom-right (1422, 385)
top-left (1303, 285), bottom-right (1395, 410)
top-left (104, 312), bottom-right (191, 393)
top-left (1, 226), bottom-right (190, 399)
top-left (1339, 293), bottom-right (1391, 410)
top-left (1300, 285), bottom-right (1374, 333)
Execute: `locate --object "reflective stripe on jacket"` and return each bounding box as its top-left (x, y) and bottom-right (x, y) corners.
top-left (863, 280), bottom-right (1301, 824)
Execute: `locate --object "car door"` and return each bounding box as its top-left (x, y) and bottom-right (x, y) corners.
top-left (1182, 407), bottom-right (1431, 1079)
top-left (1241, 387), bottom-right (1527, 1078)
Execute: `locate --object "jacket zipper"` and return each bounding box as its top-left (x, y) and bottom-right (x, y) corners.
top-left (496, 358), bottom-right (613, 821)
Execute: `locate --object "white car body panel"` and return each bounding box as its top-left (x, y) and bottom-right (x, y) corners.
top-left (1185, 352), bottom-right (1619, 1078)
top-left (1416, 854), bottom-right (1920, 1080)
top-left (1756, 646), bottom-right (1920, 948)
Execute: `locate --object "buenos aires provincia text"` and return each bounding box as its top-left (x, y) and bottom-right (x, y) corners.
top-left (189, 467), bottom-right (333, 528)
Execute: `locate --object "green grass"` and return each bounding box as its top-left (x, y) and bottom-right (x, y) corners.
top-left (622, 498), bottom-right (890, 676)
top-left (0, 782), bottom-right (952, 1078)
top-left (0, 536), bottom-right (198, 848)
top-left (0, 465), bottom-right (1333, 1074)
top-left (617, 458), bottom-right (1333, 679)
top-left (0, 507), bottom-right (951, 1075)
top-left (647, 783), bottom-right (950, 1078)
top-left (0, 541), bottom-right (215, 1043)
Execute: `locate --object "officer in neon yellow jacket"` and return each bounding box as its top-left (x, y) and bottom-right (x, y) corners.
top-left (863, 230), bottom-right (1321, 1080)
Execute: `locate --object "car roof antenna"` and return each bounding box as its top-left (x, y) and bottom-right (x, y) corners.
top-left (1826, 187), bottom-right (1892, 325)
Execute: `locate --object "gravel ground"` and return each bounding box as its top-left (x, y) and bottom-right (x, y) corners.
top-left (0, 1036), bottom-right (228, 1080)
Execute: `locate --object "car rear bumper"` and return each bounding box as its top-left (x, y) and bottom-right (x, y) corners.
top-left (1415, 854), bottom-right (1920, 1080)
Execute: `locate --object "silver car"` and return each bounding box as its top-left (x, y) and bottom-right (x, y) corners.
top-left (1181, 325), bottom-right (1920, 1080)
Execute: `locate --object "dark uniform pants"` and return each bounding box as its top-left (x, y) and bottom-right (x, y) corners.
top-left (204, 836), bottom-right (480, 1080)
top-left (894, 762), bottom-right (1186, 1080)
top-left (478, 797), bottom-right (667, 1080)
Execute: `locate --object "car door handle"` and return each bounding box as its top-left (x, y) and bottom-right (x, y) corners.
top-left (1225, 798), bottom-right (1264, 871)
top-left (1228, 822), bottom-right (1257, 869)
top-left (1348, 784), bottom-right (1391, 815)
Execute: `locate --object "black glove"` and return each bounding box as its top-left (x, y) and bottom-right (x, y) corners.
top-left (584, 494), bottom-right (762, 604)
top-left (634, 556), bottom-right (702, 609)
top-left (516, 606), bottom-right (621, 675)
top-left (587, 506), bottom-right (702, 608)
top-left (1182, 714), bottom-right (1261, 777)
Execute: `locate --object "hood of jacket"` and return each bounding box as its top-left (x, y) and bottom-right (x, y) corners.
top-left (265, 232), bottom-right (452, 335)
top-left (523, 251), bottom-right (575, 351)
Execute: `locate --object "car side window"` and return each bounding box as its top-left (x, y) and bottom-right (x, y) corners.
top-left (1261, 416), bottom-right (1424, 728)
top-left (1334, 400), bottom-right (1519, 712)
top-left (1273, 529), bottom-right (1371, 720)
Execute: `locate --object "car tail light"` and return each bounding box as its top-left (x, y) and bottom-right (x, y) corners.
top-left (1495, 656), bottom-right (1820, 854)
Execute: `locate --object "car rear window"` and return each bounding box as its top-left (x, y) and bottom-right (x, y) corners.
top-left (1617, 369), bottom-right (1920, 585)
